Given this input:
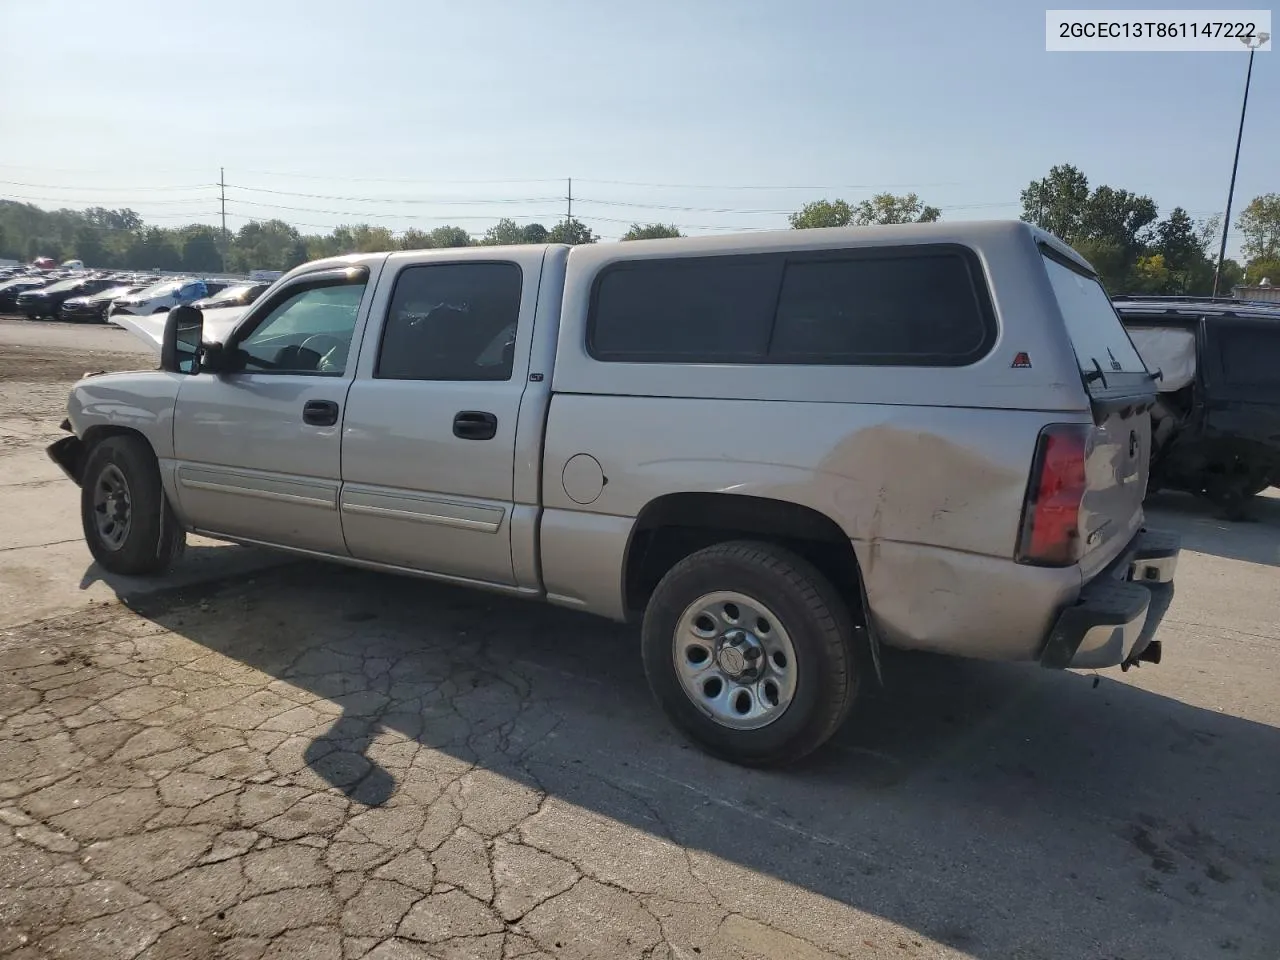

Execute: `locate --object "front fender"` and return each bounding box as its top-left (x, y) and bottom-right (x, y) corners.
top-left (67, 370), bottom-right (183, 460)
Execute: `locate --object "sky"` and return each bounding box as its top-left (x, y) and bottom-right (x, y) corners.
top-left (1, 0), bottom-right (1274, 253)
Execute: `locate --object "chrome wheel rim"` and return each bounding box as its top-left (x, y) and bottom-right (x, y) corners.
top-left (92, 464), bottom-right (132, 551)
top-left (673, 590), bottom-right (798, 730)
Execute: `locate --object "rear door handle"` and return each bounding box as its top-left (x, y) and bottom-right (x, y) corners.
top-left (453, 410), bottom-right (497, 440)
top-left (303, 399), bottom-right (339, 426)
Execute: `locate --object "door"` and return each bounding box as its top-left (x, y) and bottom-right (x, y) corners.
top-left (171, 266), bottom-right (375, 553)
top-left (340, 251), bottom-right (541, 585)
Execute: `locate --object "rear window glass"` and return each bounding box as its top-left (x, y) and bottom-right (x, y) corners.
top-left (1219, 325), bottom-right (1280, 386)
top-left (589, 256), bottom-right (777, 361)
top-left (1043, 254), bottom-right (1146, 375)
top-left (588, 247), bottom-right (995, 365)
top-left (771, 254), bottom-right (990, 364)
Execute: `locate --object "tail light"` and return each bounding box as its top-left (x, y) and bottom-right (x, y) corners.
top-left (1016, 424), bottom-right (1091, 566)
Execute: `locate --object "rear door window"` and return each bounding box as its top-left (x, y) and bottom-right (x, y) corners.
top-left (1218, 324), bottom-right (1280, 386)
top-left (1042, 253), bottom-right (1146, 377)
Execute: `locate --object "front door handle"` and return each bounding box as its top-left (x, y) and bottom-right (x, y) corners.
top-left (303, 399), bottom-right (339, 426)
top-left (453, 410), bottom-right (497, 440)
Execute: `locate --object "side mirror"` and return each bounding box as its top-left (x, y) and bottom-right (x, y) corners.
top-left (161, 305), bottom-right (204, 374)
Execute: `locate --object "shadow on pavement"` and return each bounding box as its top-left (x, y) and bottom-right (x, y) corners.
top-left (122, 562), bottom-right (1280, 959)
top-left (1145, 490), bottom-right (1280, 567)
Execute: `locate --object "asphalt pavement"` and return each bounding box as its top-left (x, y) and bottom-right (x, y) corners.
top-left (1, 316), bottom-right (1277, 960)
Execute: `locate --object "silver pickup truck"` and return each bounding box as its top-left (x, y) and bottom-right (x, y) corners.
top-left (48, 221), bottom-right (1179, 765)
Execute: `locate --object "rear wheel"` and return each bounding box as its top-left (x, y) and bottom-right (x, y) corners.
top-left (641, 541), bottom-right (857, 766)
top-left (80, 435), bottom-right (185, 575)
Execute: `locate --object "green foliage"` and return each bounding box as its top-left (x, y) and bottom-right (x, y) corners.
top-left (854, 193), bottom-right (941, 224)
top-left (1244, 257), bottom-right (1280, 284)
top-left (790, 193), bottom-right (941, 230)
top-left (1154, 207), bottom-right (1201, 271)
top-left (547, 218), bottom-right (598, 245)
top-left (72, 227), bottom-right (107, 267)
top-left (1020, 164), bottom-right (1091, 241)
top-left (789, 199), bottom-right (853, 229)
top-left (1237, 193), bottom-right (1280, 261)
top-left (622, 223), bottom-right (683, 240)
top-left (180, 228), bottom-right (224, 273)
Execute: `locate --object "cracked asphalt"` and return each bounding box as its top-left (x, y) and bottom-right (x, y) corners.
top-left (1, 317), bottom-right (1279, 959)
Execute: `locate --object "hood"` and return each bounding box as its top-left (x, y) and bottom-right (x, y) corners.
top-left (110, 305), bottom-right (249, 356)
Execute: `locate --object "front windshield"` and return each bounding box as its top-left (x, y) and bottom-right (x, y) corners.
top-left (135, 280), bottom-right (185, 299)
top-left (205, 285), bottom-right (252, 303)
top-left (43, 279), bottom-right (85, 293)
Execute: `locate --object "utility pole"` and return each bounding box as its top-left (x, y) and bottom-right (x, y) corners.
top-left (1213, 31), bottom-right (1270, 297)
top-left (567, 177), bottom-right (572, 223)
top-left (219, 167), bottom-right (227, 238)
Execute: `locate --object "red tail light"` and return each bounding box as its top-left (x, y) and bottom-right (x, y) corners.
top-left (1017, 424), bottom-right (1091, 566)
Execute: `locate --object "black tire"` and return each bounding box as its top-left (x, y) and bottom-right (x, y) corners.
top-left (641, 540), bottom-right (857, 766)
top-left (80, 435), bottom-right (185, 576)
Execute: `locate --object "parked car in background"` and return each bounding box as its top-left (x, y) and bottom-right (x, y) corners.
top-left (1114, 295), bottom-right (1280, 515)
top-left (16, 276), bottom-right (127, 320)
top-left (107, 278), bottom-right (229, 318)
top-left (53, 222), bottom-right (1180, 766)
top-left (191, 282), bottom-right (269, 311)
top-left (0, 276), bottom-right (53, 311)
top-left (61, 259), bottom-right (86, 271)
top-left (59, 283), bottom-right (149, 323)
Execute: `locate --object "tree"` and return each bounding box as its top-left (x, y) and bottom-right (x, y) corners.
top-left (1129, 253), bottom-right (1174, 294)
top-left (789, 199), bottom-right (853, 229)
top-left (125, 228), bottom-right (182, 271)
top-left (72, 227), bottom-right (107, 267)
top-left (481, 218), bottom-right (525, 245)
top-left (1078, 185), bottom-right (1157, 257)
top-left (853, 192), bottom-right (941, 225)
top-left (521, 223), bottom-right (550, 244)
top-left (1244, 257), bottom-right (1280, 285)
top-left (427, 225), bottom-right (471, 248)
top-left (547, 218), bottom-right (597, 245)
top-left (1154, 207), bottom-right (1201, 271)
top-left (622, 223), bottom-right (683, 240)
top-left (1020, 164), bottom-right (1090, 240)
top-left (284, 240), bottom-right (310, 270)
top-left (1237, 193), bottom-right (1280, 261)
top-left (181, 228), bottom-right (224, 273)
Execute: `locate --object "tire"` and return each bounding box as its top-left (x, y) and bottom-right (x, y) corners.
top-left (641, 540), bottom-right (857, 766)
top-left (80, 435), bottom-right (186, 576)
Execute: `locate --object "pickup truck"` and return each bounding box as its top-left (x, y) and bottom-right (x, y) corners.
top-left (48, 222), bottom-right (1180, 765)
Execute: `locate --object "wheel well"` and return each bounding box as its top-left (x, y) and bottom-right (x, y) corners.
top-left (623, 493), bottom-right (862, 620)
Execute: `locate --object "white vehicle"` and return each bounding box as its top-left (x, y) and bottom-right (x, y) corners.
top-left (108, 278), bottom-right (225, 318)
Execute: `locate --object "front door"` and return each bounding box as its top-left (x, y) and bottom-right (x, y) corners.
top-left (340, 251), bottom-right (541, 585)
top-left (171, 267), bottom-right (376, 553)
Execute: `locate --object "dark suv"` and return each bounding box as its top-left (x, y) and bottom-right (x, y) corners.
top-left (1113, 295), bottom-right (1280, 515)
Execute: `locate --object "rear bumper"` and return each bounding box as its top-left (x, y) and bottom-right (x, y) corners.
top-left (1040, 527), bottom-right (1180, 670)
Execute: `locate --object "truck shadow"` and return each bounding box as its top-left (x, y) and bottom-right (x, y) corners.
top-left (1145, 490), bottom-right (1280, 567)
top-left (121, 562), bottom-right (1280, 958)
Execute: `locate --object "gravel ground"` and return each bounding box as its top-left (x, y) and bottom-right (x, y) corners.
top-left (1, 318), bottom-right (1278, 960)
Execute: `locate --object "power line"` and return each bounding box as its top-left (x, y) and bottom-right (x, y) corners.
top-left (0, 178), bottom-right (214, 192)
top-left (222, 198), bottom-right (566, 222)
top-left (224, 183), bottom-right (561, 204)
top-left (574, 177), bottom-right (969, 191)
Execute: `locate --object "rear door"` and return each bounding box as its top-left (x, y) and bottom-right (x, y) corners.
top-left (1041, 251), bottom-right (1154, 577)
top-left (338, 248), bottom-right (544, 585)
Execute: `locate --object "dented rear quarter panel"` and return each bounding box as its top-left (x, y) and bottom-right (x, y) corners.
top-left (541, 221), bottom-right (1098, 660)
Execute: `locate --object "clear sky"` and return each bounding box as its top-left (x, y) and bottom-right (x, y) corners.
top-left (1, 0), bottom-right (1274, 251)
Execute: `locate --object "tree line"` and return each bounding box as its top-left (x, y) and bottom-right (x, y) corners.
top-left (3, 169), bottom-right (1278, 296)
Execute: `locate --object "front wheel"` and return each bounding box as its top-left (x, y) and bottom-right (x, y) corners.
top-left (80, 435), bottom-right (185, 575)
top-left (641, 541), bottom-right (858, 766)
